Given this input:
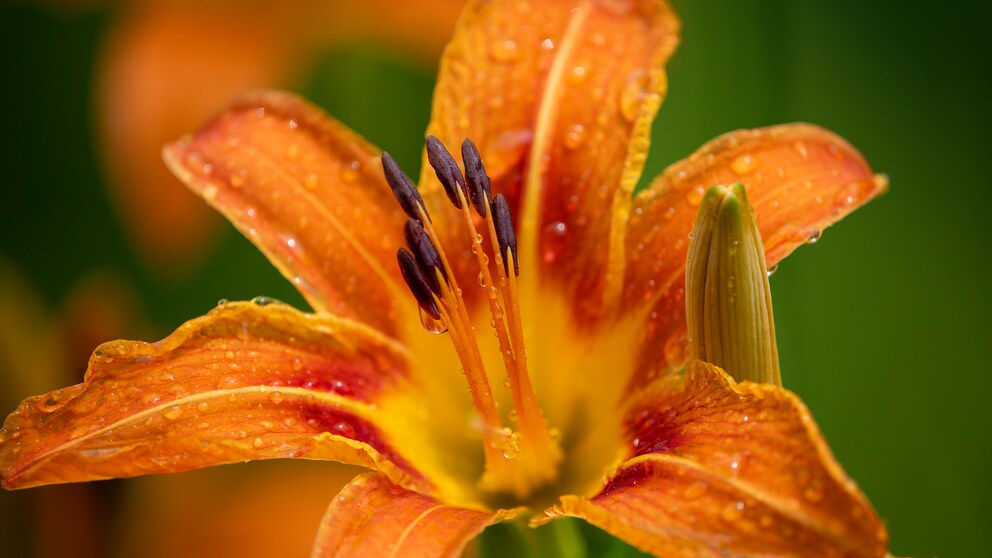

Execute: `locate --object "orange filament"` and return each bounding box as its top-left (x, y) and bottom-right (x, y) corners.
top-left (388, 139), bottom-right (562, 498)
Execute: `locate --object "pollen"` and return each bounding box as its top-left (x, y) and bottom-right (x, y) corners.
top-left (383, 137), bottom-right (562, 498)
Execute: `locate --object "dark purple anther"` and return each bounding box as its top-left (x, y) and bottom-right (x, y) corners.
top-left (397, 248), bottom-right (441, 319)
top-left (404, 219), bottom-right (446, 294)
top-left (491, 194), bottom-right (519, 276)
top-left (461, 139), bottom-right (491, 217)
top-left (426, 136), bottom-right (466, 208)
top-left (382, 152), bottom-right (428, 221)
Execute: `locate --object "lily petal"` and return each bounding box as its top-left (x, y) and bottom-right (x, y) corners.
top-left (0, 302), bottom-right (430, 494)
top-left (545, 361), bottom-right (887, 557)
top-left (163, 91), bottom-right (412, 337)
top-left (423, 0), bottom-right (679, 316)
top-left (623, 124), bottom-right (887, 386)
top-left (311, 472), bottom-right (497, 558)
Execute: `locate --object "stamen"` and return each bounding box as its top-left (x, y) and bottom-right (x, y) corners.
top-left (461, 139), bottom-right (491, 216)
top-left (396, 248), bottom-right (440, 319)
top-left (403, 219), bottom-right (446, 294)
top-left (426, 135), bottom-right (466, 208)
top-left (388, 137), bottom-right (563, 498)
top-left (491, 194), bottom-right (519, 276)
top-left (381, 152), bottom-right (429, 222)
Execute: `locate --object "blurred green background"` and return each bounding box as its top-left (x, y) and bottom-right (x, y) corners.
top-left (1, 0), bottom-right (989, 556)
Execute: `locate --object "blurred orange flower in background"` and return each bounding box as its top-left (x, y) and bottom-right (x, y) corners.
top-left (96, 0), bottom-right (464, 274)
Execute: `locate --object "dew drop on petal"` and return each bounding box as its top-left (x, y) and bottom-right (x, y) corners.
top-left (340, 161), bottom-right (360, 183)
top-left (619, 69), bottom-right (650, 122)
top-left (721, 501), bottom-right (745, 522)
top-left (491, 39), bottom-right (519, 62)
top-left (333, 422), bottom-right (356, 438)
top-left (731, 154), bottom-right (758, 175)
top-left (541, 221), bottom-right (568, 263)
top-left (686, 186), bottom-right (706, 206)
top-left (683, 481), bottom-right (708, 500)
top-left (163, 405), bottom-right (183, 421)
top-left (564, 123), bottom-right (586, 149)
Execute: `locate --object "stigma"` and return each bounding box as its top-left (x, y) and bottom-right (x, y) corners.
top-left (382, 138), bottom-right (560, 498)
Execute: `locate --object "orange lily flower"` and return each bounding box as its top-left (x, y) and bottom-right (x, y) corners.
top-left (1, 1), bottom-right (892, 556)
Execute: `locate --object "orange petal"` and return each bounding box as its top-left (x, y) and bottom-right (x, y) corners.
top-left (545, 361), bottom-right (888, 557)
top-left (422, 0), bottom-right (679, 317)
top-left (622, 124), bottom-right (887, 387)
top-left (0, 302), bottom-right (429, 494)
top-left (311, 472), bottom-right (496, 558)
top-left (163, 91), bottom-right (413, 337)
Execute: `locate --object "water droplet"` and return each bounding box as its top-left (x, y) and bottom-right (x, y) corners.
top-left (230, 169), bottom-right (247, 188)
top-left (834, 182), bottom-right (862, 207)
top-left (163, 405), bottom-right (183, 421)
top-left (541, 221), bottom-right (568, 262)
top-left (491, 39), bottom-right (519, 62)
top-left (806, 230), bottom-right (822, 244)
top-left (804, 480), bottom-right (825, 503)
top-left (619, 69), bottom-right (650, 122)
top-left (683, 481), bottom-right (708, 499)
top-left (567, 64), bottom-right (588, 85)
top-left (252, 437), bottom-right (265, 448)
top-left (269, 391), bottom-right (284, 404)
top-left (197, 401), bottom-right (210, 412)
top-left (564, 123), bottom-right (586, 149)
top-left (333, 422), bottom-right (356, 438)
top-left (503, 377), bottom-right (512, 389)
top-left (202, 185), bottom-right (218, 200)
top-left (731, 154), bottom-right (758, 175)
top-left (686, 186), bottom-right (705, 206)
top-left (419, 309), bottom-right (448, 334)
top-left (340, 161), bottom-right (360, 183)
top-left (766, 264), bottom-right (779, 277)
top-left (500, 430), bottom-right (521, 459)
top-left (721, 501), bottom-right (745, 522)
top-left (292, 358), bottom-right (304, 372)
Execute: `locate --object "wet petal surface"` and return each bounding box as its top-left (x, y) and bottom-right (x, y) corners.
top-left (0, 302), bottom-right (431, 494)
top-left (545, 361), bottom-right (888, 557)
top-left (311, 472), bottom-right (497, 558)
top-left (164, 91), bottom-right (413, 337)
